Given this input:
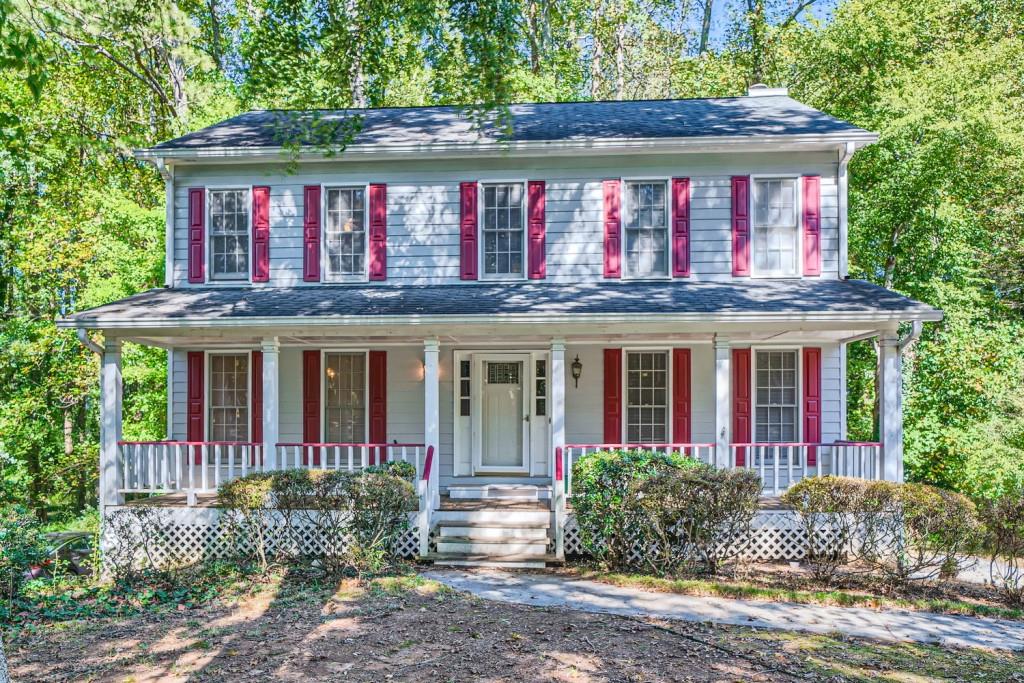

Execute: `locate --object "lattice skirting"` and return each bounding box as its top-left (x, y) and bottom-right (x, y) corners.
top-left (101, 506), bottom-right (421, 570)
top-left (562, 510), bottom-right (838, 562)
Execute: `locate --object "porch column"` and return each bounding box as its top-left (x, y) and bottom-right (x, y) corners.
top-left (713, 334), bottom-right (731, 469)
top-left (550, 340), bottom-right (566, 559)
top-left (261, 337), bottom-right (280, 470)
top-left (878, 333), bottom-right (903, 481)
top-left (100, 338), bottom-right (124, 509)
top-left (423, 339), bottom-right (440, 505)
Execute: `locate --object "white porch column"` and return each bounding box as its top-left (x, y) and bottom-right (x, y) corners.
top-left (100, 338), bottom-right (124, 509)
top-left (550, 340), bottom-right (566, 560)
top-left (423, 339), bottom-right (440, 502)
top-left (261, 337), bottom-right (280, 471)
top-left (878, 333), bottom-right (903, 481)
top-left (713, 334), bottom-right (732, 469)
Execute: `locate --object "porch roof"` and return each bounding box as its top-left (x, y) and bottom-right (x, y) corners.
top-left (58, 279), bottom-right (941, 330)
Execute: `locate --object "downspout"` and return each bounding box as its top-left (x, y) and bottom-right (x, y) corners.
top-left (77, 328), bottom-right (103, 356)
top-left (838, 142), bottom-right (855, 279)
top-left (898, 320), bottom-right (923, 352)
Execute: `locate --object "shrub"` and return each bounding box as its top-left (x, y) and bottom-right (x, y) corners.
top-left (978, 489), bottom-right (1024, 605)
top-left (365, 460), bottom-right (416, 481)
top-left (572, 449), bottom-right (702, 569)
top-left (637, 465), bottom-right (761, 575)
top-left (346, 473), bottom-right (417, 573)
top-left (855, 481), bottom-right (979, 585)
top-left (219, 473), bottom-right (275, 570)
top-left (0, 506), bottom-right (48, 600)
top-left (782, 477), bottom-right (864, 583)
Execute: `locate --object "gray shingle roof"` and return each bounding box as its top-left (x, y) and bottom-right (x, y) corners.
top-left (148, 96), bottom-right (871, 151)
top-left (61, 280), bottom-right (940, 327)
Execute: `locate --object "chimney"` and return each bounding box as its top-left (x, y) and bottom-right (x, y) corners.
top-left (747, 84), bottom-right (788, 97)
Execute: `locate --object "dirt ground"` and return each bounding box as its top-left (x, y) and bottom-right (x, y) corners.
top-left (7, 571), bottom-right (1024, 682)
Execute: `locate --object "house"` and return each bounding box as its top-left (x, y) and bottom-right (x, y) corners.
top-left (58, 86), bottom-right (942, 567)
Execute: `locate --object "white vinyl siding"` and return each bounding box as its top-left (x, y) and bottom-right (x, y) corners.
top-left (324, 187), bottom-right (366, 280)
top-left (481, 183), bottom-right (525, 277)
top-left (208, 189), bottom-right (250, 280)
top-left (623, 181), bottom-right (668, 277)
top-left (324, 352), bottom-right (366, 443)
top-left (625, 351), bottom-right (668, 443)
top-left (752, 178), bottom-right (799, 277)
top-left (209, 353), bottom-right (249, 441)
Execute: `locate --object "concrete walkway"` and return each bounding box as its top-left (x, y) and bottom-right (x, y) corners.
top-left (424, 569), bottom-right (1024, 651)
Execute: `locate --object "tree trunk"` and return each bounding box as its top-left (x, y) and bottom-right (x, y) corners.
top-left (698, 0), bottom-right (714, 54)
top-left (591, 1), bottom-right (604, 99)
top-left (614, 1), bottom-right (625, 100)
top-left (346, 0), bottom-right (366, 107)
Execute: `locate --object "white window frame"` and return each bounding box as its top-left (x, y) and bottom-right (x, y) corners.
top-left (621, 178), bottom-right (671, 280)
top-left (206, 186), bottom-right (253, 283)
top-left (320, 348), bottom-right (370, 444)
top-left (621, 347), bottom-right (674, 445)
top-left (321, 183), bottom-right (370, 283)
top-left (204, 349), bottom-right (253, 442)
top-left (750, 174), bottom-right (803, 279)
top-left (477, 179), bottom-right (528, 282)
top-left (750, 346), bottom-right (803, 464)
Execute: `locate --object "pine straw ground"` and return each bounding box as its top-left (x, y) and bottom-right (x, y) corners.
top-left (6, 570), bottom-right (1024, 683)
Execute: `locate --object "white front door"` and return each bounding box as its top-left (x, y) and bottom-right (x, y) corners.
top-left (473, 354), bottom-right (530, 473)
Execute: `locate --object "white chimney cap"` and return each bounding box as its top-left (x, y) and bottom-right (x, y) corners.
top-left (747, 84), bottom-right (789, 97)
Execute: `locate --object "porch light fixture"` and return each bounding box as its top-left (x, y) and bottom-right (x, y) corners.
top-left (571, 355), bottom-right (582, 388)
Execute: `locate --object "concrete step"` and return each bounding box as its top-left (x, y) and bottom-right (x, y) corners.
top-left (438, 524), bottom-right (549, 541)
top-left (433, 509), bottom-right (552, 525)
top-left (436, 537), bottom-right (549, 556)
top-left (424, 552), bottom-right (563, 569)
top-left (447, 484), bottom-right (552, 501)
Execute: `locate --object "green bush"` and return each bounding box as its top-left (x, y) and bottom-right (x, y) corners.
top-left (978, 489), bottom-right (1024, 605)
top-left (364, 459), bottom-right (416, 481)
top-left (0, 505), bottom-right (48, 600)
top-left (572, 449), bottom-right (702, 569)
top-left (638, 465), bottom-right (761, 575)
top-left (219, 473), bottom-right (276, 570)
top-left (782, 477), bottom-right (865, 583)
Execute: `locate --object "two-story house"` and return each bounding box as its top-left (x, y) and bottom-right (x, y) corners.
top-left (60, 86), bottom-right (941, 566)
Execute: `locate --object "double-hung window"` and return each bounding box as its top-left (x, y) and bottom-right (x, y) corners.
top-left (624, 181), bottom-right (668, 277)
top-left (209, 353), bottom-right (249, 442)
top-left (324, 352), bottom-right (366, 442)
top-left (754, 350), bottom-right (798, 462)
top-left (325, 187), bottom-right (366, 280)
top-left (209, 189), bottom-right (250, 280)
top-left (482, 183), bottom-right (524, 277)
top-left (752, 178), bottom-right (799, 277)
top-left (625, 351), bottom-right (668, 443)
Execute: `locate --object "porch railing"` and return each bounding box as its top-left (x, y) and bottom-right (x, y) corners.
top-left (560, 443), bottom-right (716, 497)
top-left (118, 441), bottom-right (425, 495)
top-left (731, 441), bottom-right (883, 495)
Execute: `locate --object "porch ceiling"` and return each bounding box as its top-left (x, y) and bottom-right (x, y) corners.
top-left (58, 280), bottom-right (941, 346)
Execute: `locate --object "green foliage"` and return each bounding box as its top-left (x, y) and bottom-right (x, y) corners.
top-left (0, 505), bottom-right (48, 601)
top-left (364, 459), bottom-right (416, 481)
top-left (571, 448), bottom-right (703, 569)
top-left (783, 476), bottom-right (866, 582)
top-left (978, 489), bottom-right (1024, 605)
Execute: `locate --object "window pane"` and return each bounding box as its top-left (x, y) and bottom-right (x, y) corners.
top-left (482, 183), bottom-right (524, 275)
top-left (754, 351), bottom-right (798, 449)
top-left (753, 179), bottom-right (798, 276)
top-left (325, 188), bottom-right (366, 278)
top-left (625, 351), bottom-right (669, 445)
top-left (209, 190), bottom-right (250, 279)
top-left (625, 182), bottom-right (668, 277)
top-left (325, 352), bottom-right (366, 443)
top-left (209, 354), bottom-right (249, 442)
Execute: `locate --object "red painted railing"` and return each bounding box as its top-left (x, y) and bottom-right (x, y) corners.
top-left (422, 445), bottom-right (435, 481)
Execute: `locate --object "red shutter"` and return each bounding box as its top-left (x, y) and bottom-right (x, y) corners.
top-left (459, 182), bottom-right (478, 280)
top-left (671, 178), bottom-right (691, 277)
top-left (803, 347), bottom-right (822, 466)
top-left (251, 350), bottom-right (263, 464)
top-left (732, 348), bottom-right (751, 466)
top-left (187, 351), bottom-right (204, 464)
top-left (187, 188), bottom-right (205, 283)
top-left (251, 186), bottom-right (271, 282)
top-left (368, 350), bottom-right (387, 463)
top-left (672, 348), bottom-right (691, 443)
top-left (527, 180), bottom-right (546, 279)
top-left (303, 185), bottom-right (321, 282)
top-left (603, 349), bottom-right (622, 443)
top-left (368, 183), bottom-right (387, 280)
top-left (302, 350), bottom-right (320, 464)
top-left (731, 176), bottom-right (751, 276)
top-left (802, 175), bottom-right (821, 276)
top-left (603, 180), bottom-right (621, 278)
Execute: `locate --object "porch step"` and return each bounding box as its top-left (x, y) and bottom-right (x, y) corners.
top-left (433, 509), bottom-right (552, 525)
top-left (438, 524), bottom-right (549, 541)
top-left (447, 484), bottom-right (551, 501)
top-left (424, 552), bottom-right (562, 569)
top-left (436, 537), bottom-right (549, 557)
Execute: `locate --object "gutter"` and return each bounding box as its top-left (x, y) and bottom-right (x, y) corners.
top-left (838, 141), bottom-right (856, 279)
top-left (76, 329), bottom-right (104, 355)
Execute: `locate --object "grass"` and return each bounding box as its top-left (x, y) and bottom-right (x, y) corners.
top-left (570, 568), bottom-right (1024, 621)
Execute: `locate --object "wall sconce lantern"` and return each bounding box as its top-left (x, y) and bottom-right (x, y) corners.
top-left (571, 355), bottom-right (583, 388)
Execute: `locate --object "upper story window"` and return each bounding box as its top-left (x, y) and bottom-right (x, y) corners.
top-left (209, 353), bottom-right (249, 441)
top-left (482, 183), bottom-right (524, 277)
top-left (626, 351), bottom-right (668, 443)
top-left (325, 187), bottom-right (366, 280)
top-left (755, 350), bottom-right (798, 443)
top-left (624, 181), bottom-right (668, 277)
top-left (209, 189), bottom-right (250, 280)
top-left (753, 178), bottom-right (798, 277)
top-left (325, 352), bottom-right (366, 442)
